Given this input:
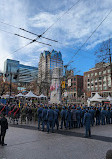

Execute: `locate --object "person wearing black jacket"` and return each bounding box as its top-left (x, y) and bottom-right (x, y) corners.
top-left (0, 113), bottom-right (8, 146)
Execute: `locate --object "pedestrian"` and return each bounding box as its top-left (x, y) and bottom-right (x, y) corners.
top-left (106, 107), bottom-right (111, 124)
top-left (101, 107), bottom-right (106, 125)
top-left (60, 106), bottom-right (66, 129)
top-left (41, 105), bottom-right (48, 131)
top-left (96, 107), bottom-right (101, 125)
top-left (0, 112), bottom-right (8, 146)
top-left (83, 109), bottom-right (92, 138)
top-left (37, 104), bottom-right (43, 130)
top-left (66, 106), bottom-right (72, 129)
top-left (47, 106), bottom-right (54, 133)
top-left (76, 107), bottom-right (81, 128)
top-left (71, 106), bottom-right (77, 128)
top-left (106, 150), bottom-right (112, 159)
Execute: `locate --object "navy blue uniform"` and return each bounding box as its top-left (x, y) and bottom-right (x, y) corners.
top-left (60, 107), bottom-right (66, 129)
top-left (42, 107), bottom-right (48, 131)
top-left (83, 112), bottom-right (91, 137)
top-left (66, 108), bottom-right (72, 129)
top-left (47, 108), bottom-right (54, 133)
top-left (37, 107), bottom-right (43, 130)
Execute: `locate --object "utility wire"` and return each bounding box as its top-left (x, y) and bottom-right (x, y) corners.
top-left (0, 0), bottom-right (82, 46)
top-left (0, 28), bottom-right (51, 46)
top-left (40, 0), bottom-right (81, 36)
top-left (19, 28), bottom-right (58, 43)
top-left (0, 20), bottom-right (58, 43)
top-left (0, 41), bottom-right (34, 62)
top-left (15, 34), bottom-right (51, 46)
top-left (67, 9), bottom-right (112, 66)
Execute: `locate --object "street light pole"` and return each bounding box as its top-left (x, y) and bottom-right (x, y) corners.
top-left (9, 65), bottom-right (12, 103)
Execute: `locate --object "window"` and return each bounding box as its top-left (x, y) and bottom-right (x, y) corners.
top-left (103, 70), bottom-right (106, 74)
top-left (91, 73), bottom-right (93, 77)
top-left (88, 79), bottom-right (90, 82)
top-left (99, 72), bottom-right (101, 75)
top-left (88, 83), bottom-right (90, 86)
top-left (88, 88), bottom-right (90, 91)
top-left (103, 86), bottom-right (107, 90)
top-left (74, 78), bottom-right (76, 81)
top-left (88, 74), bottom-right (90, 77)
top-left (95, 82), bottom-right (97, 85)
top-left (99, 82), bottom-right (102, 85)
top-left (95, 72), bottom-right (97, 76)
top-left (108, 69), bottom-right (111, 73)
top-left (99, 77), bottom-right (102, 80)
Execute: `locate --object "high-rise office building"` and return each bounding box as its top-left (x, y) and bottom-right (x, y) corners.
top-left (4, 59), bottom-right (38, 85)
top-left (38, 50), bottom-right (63, 95)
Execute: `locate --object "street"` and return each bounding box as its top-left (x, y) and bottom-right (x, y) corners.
top-left (0, 124), bottom-right (112, 159)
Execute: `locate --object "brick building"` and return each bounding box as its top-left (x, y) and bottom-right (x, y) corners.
top-left (84, 62), bottom-right (112, 98)
top-left (64, 70), bottom-right (83, 100)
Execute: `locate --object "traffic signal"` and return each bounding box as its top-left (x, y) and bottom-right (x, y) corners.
top-left (61, 81), bottom-right (65, 88)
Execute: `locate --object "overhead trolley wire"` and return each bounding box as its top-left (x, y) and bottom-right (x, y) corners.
top-left (0, 28), bottom-right (51, 46)
top-left (67, 9), bottom-right (112, 66)
top-left (40, 0), bottom-right (82, 36)
top-left (0, 20), bottom-right (58, 43)
top-left (0, 0), bottom-right (82, 63)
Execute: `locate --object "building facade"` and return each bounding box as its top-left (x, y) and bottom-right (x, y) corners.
top-left (4, 59), bottom-right (38, 85)
top-left (67, 75), bottom-right (83, 99)
top-left (38, 50), bottom-right (63, 95)
top-left (84, 62), bottom-right (112, 98)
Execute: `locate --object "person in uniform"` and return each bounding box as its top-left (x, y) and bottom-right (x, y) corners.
top-left (89, 107), bottom-right (95, 126)
top-left (54, 106), bottom-right (59, 130)
top-left (54, 108), bottom-right (59, 130)
top-left (83, 109), bottom-right (92, 138)
top-left (76, 107), bottom-right (81, 128)
top-left (96, 107), bottom-right (101, 125)
top-left (110, 108), bottom-right (112, 124)
top-left (0, 112), bottom-right (8, 146)
top-left (101, 107), bottom-right (106, 125)
top-left (66, 106), bottom-right (72, 129)
top-left (60, 106), bottom-right (66, 129)
top-left (106, 107), bottom-right (110, 124)
top-left (37, 104), bottom-right (43, 130)
top-left (41, 105), bottom-right (48, 131)
top-left (71, 106), bottom-right (77, 128)
top-left (47, 106), bottom-right (54, 133)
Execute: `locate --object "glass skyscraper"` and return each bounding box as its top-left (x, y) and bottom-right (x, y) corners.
top-left (4, 59), bottom-right (38, 85)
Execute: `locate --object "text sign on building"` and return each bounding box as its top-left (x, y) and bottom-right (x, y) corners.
top-left (68, 79), bottom-right (71, 87)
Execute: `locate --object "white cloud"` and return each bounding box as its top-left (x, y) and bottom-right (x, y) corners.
top-left (0, 0), bottom-right (112, 72)
top-left (30, 0), bottom-right (112, 52)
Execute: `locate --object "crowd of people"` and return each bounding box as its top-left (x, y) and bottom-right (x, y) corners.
top-left (0, 103), bottom-right (112, 137)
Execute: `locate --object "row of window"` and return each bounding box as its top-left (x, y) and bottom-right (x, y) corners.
top-left (88, 86), bottom-right (108, 91)
top-left (85, 69), bottom-right (111, 77)
top-left (87, 81), bottom-right (108, 86)
top-left (87, 76), bottom-right (110, 82)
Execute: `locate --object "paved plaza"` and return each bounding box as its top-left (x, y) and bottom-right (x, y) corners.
top-left (0, 124), bottom-right (112, 159)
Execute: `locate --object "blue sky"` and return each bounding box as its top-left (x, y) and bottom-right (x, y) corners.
top-left (0, 0), bottom-right (112, 75)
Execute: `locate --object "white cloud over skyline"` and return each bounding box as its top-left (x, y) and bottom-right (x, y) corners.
top-left (0, 0), bottom-right (112, 73)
